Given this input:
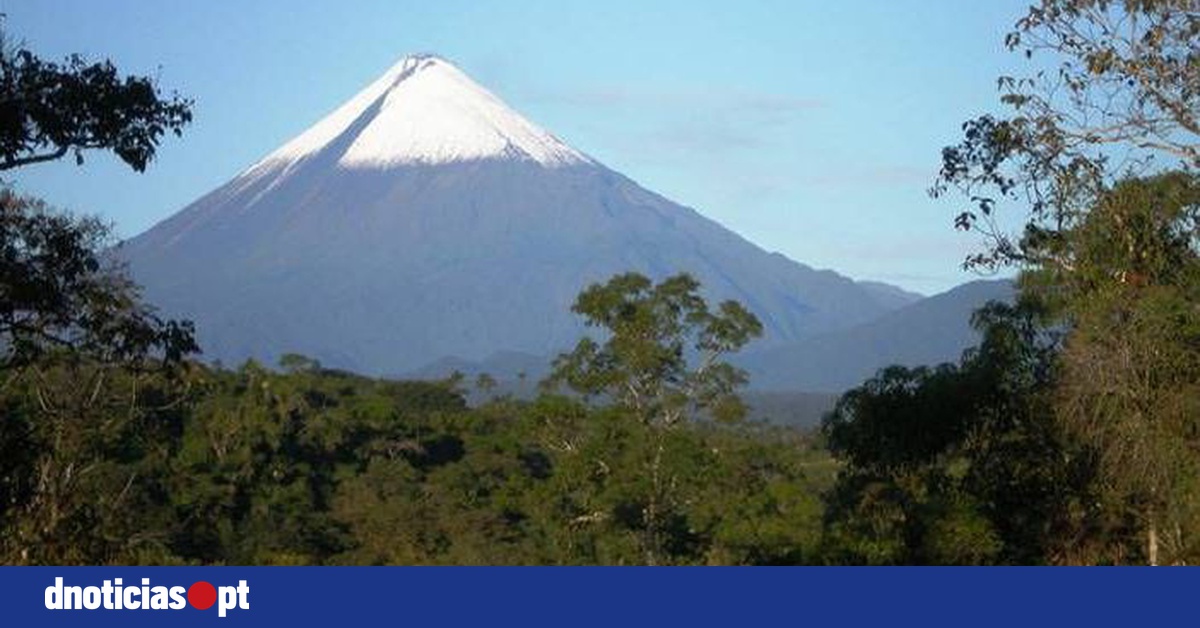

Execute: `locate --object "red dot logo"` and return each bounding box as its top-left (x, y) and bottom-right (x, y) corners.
top-left (188, 581), bottom-right (217, 610)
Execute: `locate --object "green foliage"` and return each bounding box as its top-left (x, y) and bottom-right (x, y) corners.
top-left (0, 189), bottom-right (199, 565)
top-left (0, 27), bottom-right (192, 172)
top-left (543, 272), bottom-right (768, 564)
top-left (0, 269), bottom-right (815, 567)
top-left (0, 356), bottom-right (830, 565)
top-left (0, 190), bottom-right (197, 369)
top-left (0, 25), bottom-right (828, 567)
top-left (474, 372), bottom-right (497, 395)
top-left (0, 359), bottom-right (192, 564)
top-left (925, 1), bottom-right (1200, 565)
top-left (933, 0), bottom-right (1200, 272)
top-left (1037, 172), bottom-right (1200, 564)
top-left (548, 272), bottom-right (762, 426)
top-left (821, 298), bottom-right (1108, 564)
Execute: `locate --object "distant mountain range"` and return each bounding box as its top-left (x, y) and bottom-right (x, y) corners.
top-left (855, 281), bottom-right (924, 311)
top-left (121, 54), bottom-right (933, 377)
top-left (739, 279), bottom-right (1015, 391)
top-left (407, 279), bottom-right (1014, 393)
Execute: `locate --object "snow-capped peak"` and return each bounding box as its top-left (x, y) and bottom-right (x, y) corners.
top-left (256, 54), bottom-right (591, 170)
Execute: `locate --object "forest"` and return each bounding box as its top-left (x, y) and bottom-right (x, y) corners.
top-left (3, 0), bottom-right (1200, 565)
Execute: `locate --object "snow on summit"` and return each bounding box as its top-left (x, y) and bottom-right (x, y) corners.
top-left (124, 51), bottom-right (911, 376)
top-left (259, 54), bottom-right (590, 169)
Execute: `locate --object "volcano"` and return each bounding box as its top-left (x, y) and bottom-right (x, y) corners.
top-left (123, 54), bottom-right (907, 375)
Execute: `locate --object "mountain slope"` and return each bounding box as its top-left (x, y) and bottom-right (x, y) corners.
top-left (123, 54), bottom-right (907, 374)
top-left (856, 281), bottom-right (924, 311)
top-left (739, 280), bottom-right (1015, 392)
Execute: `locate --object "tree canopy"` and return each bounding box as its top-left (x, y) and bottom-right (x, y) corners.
top-left (0, 190), bottom-right (197, 368)
top-left (9, 2), bottom-right (1200, 567)
top-left (932, 0), bottom-right (1200, 272)
top-left (911, 0), bottom-right (1200, 564)
top-left (0, 27), bottom-right (192, 172)
top-left (547, 272), bottom-right (762, 426)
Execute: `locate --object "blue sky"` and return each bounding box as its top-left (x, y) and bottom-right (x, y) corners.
top-left (3, 1), bottom-right (1030, 294)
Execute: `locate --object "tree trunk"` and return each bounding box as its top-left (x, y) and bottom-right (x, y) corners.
top-left (644, 438), bottom-right (663, 566)
top-left (1148, 521), bottom-right (1159, 566)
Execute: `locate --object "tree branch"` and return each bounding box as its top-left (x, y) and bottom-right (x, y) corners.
top-left (0, 146), bottom-right (70, 171)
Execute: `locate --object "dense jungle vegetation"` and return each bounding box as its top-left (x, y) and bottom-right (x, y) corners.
top-left (4, 0), bottom-right (1200, 564)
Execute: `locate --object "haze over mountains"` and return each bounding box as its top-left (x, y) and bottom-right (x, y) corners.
top-left (741, 279), bottom-right (1014, 391)
top-left (406, 279), bottom-right (1013, 391)
top-left (123, 54), bottom-right (1006, 389)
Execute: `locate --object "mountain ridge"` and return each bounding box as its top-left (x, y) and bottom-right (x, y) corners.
top-left (123, 55), bottom-right (919, 375)
top-left (404, 279), bottom-right (1015, 394)
top-left (740, 279), bottom-right (1015, 391)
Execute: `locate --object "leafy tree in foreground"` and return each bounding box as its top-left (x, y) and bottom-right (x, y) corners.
top-left (821, 298), bottom-right (1116, 564)
top-left (0, 23), bottom-right (197, 368)
top-left (0, 27), bottom-right (192, 172)
top-left (0, 24), bottom-right (197, 563)
top-left (0, 190), bottom-right (197, 369)
top-left (546, 272), bottom-right (763, 564)
top-left (0, 192), bottom-right (199, 563)
top-left (1042, 172), bottom-right (1200, 564)
top-left (547, 272), bottom-right (762, 426)
top-left (930, 0), bottom-right (1200, 564)
top-left (933, 0), bottom-right (1200, 273)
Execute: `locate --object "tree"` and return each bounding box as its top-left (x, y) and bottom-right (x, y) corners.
top-left (0, 24), bottom-right (198, 369)
top-left (932, 0), bottom-right (1200, 564)
top-left (820, 298), bottom-right (1112, 564)
top-left (279, 353), bottom-right (321, 374)
top-left (475, 373), bottom-right (497, 396)
top-left (0, 189), bottom-right (197, 368)
top-left (933, 0), bottom-right (1200, 272)
top-left (0, 190), bottom-right (200, 564)
top-left (546, 272), bottom-right (762, 564)
top-left (0, 359), bottom-right (197, 565)
top-left (1043, 172), bottom-right (1200, 564)
top-left (0, 27), bottom-right (192, 172)
top-left (0, 26), bottom-right (198, 564)
top-left (547, 272), bottom-right (762, 426)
